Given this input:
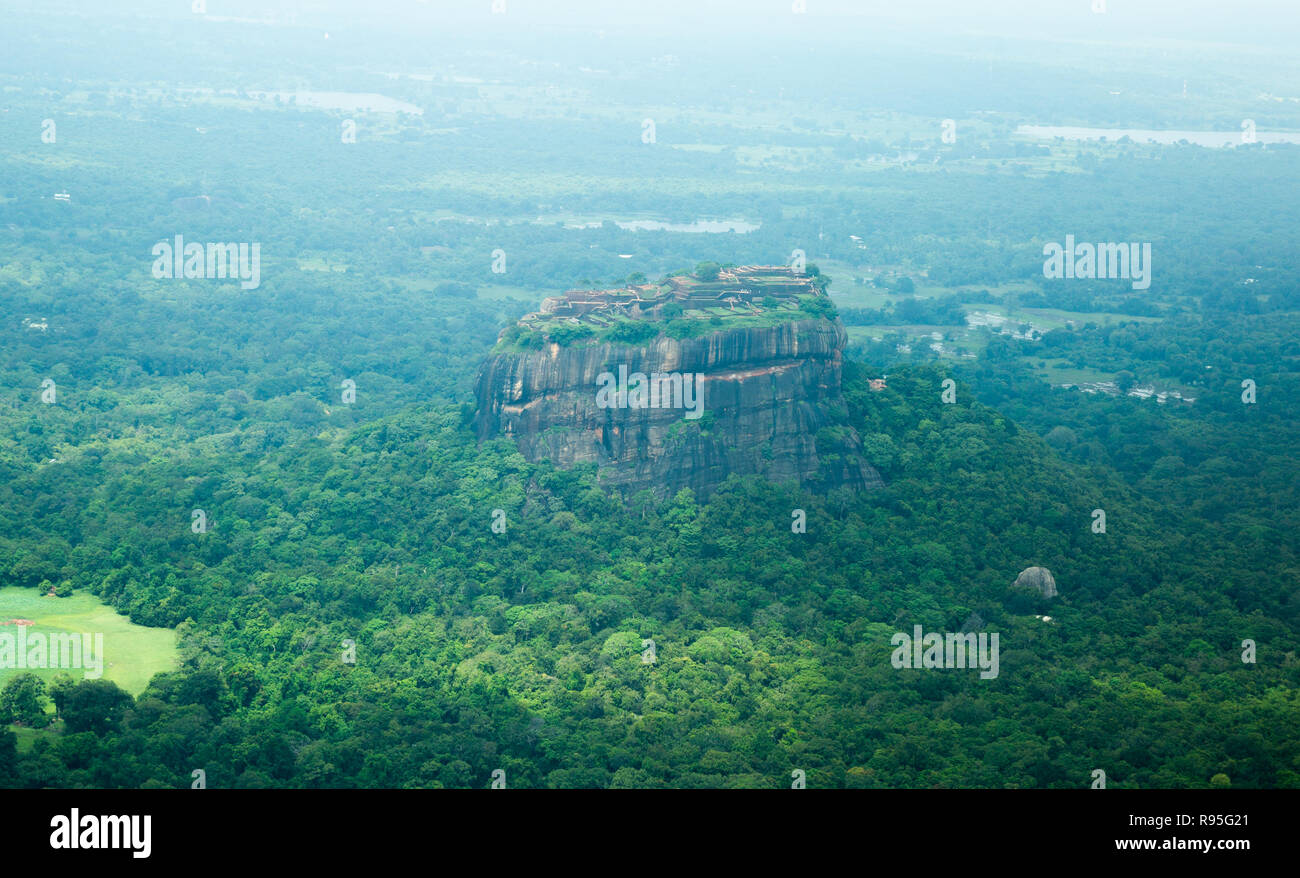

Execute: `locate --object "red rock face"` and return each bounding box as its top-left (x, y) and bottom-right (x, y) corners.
top-left (474, 318), bottom-right (883, 498)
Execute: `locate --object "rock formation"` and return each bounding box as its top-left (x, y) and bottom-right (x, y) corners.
top-left (474, 317), bottom-right (882, 498)
top-left (1014, 566), bottom-right (1058, 599)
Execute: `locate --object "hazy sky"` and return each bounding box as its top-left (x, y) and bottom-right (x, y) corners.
top-left (9, 0), bottom-right (1300, 48)
top-left (290, 0), bottom-right (1300, 47)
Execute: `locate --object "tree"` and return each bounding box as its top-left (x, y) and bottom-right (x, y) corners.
top-left (799, 295), bottom-right (836, 318)
top-left (0, 728), bottom-right (15, 786)
top-left (694, 262), bottom-right (721, 281)
top-left (1044, 426), bottom-right (1078, 450)
top-left (0, 674), bottom-right (49, 727)
top-left (605, 320), bottom-right (659, 344)
top-left (434, 281), bottom-right (477, 299)
top-left (48, 674), bottom-right (76, 721)
top-left (62, 680), bottom-right (133, 735)
top-left (547, 323), bottom-right (595, 346)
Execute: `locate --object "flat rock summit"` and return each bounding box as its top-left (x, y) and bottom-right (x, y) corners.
top-left (474, 266), bottom-right (883, 498)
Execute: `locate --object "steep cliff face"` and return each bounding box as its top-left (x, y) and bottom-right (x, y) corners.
top-left (474, 318), bottom-right (882, 498)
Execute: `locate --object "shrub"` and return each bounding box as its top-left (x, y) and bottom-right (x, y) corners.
top-left (605, 320), bottom-right (660, 344)
top-left (547, 323), bottom-right (596, 346)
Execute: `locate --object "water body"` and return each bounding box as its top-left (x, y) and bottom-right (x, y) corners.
top-left (1018, 125), bottom-right (1300, 147)
top-left (428, 214), bottom-right (759, 233)
top-left (614, 219), bottom-right (759, 234)
top-left (249, 90), bottom-right (423, 115)
top-left (561, 219), bottom-right (759, 233)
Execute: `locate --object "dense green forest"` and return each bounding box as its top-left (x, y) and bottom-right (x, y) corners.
top-left (1, 1), bottom-right (1297, 788)
top-left (3, 358), bottom-right (1297, 788)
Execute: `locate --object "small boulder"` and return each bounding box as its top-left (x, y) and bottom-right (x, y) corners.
top-left (1014, 566), bottom-right (1058, 599)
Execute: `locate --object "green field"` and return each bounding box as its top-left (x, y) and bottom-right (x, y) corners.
top-left (0, 587), bottom-right (179, 697)
top-left (1029, 357), bottom-right (1118, 386)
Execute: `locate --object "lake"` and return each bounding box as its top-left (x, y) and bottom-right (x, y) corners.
top-left (248, 90), bottom-right (423, 115)
top-left (1018, 125), bottom-right (1300, 147)
top-left (429, 214), bottom-right (760, 233)
top-left (562, 218), bottom-right (760, 234)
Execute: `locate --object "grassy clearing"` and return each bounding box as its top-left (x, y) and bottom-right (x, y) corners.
top-left (1026, 357), bottom-right (1116, 385)
top-left (0, 586), bottom-right (179, 697)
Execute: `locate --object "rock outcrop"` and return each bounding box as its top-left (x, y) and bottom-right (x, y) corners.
top-left (474, 318), bottom-right (882, 498)
top-left (1014, 566), bottom-right (1058, 599)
